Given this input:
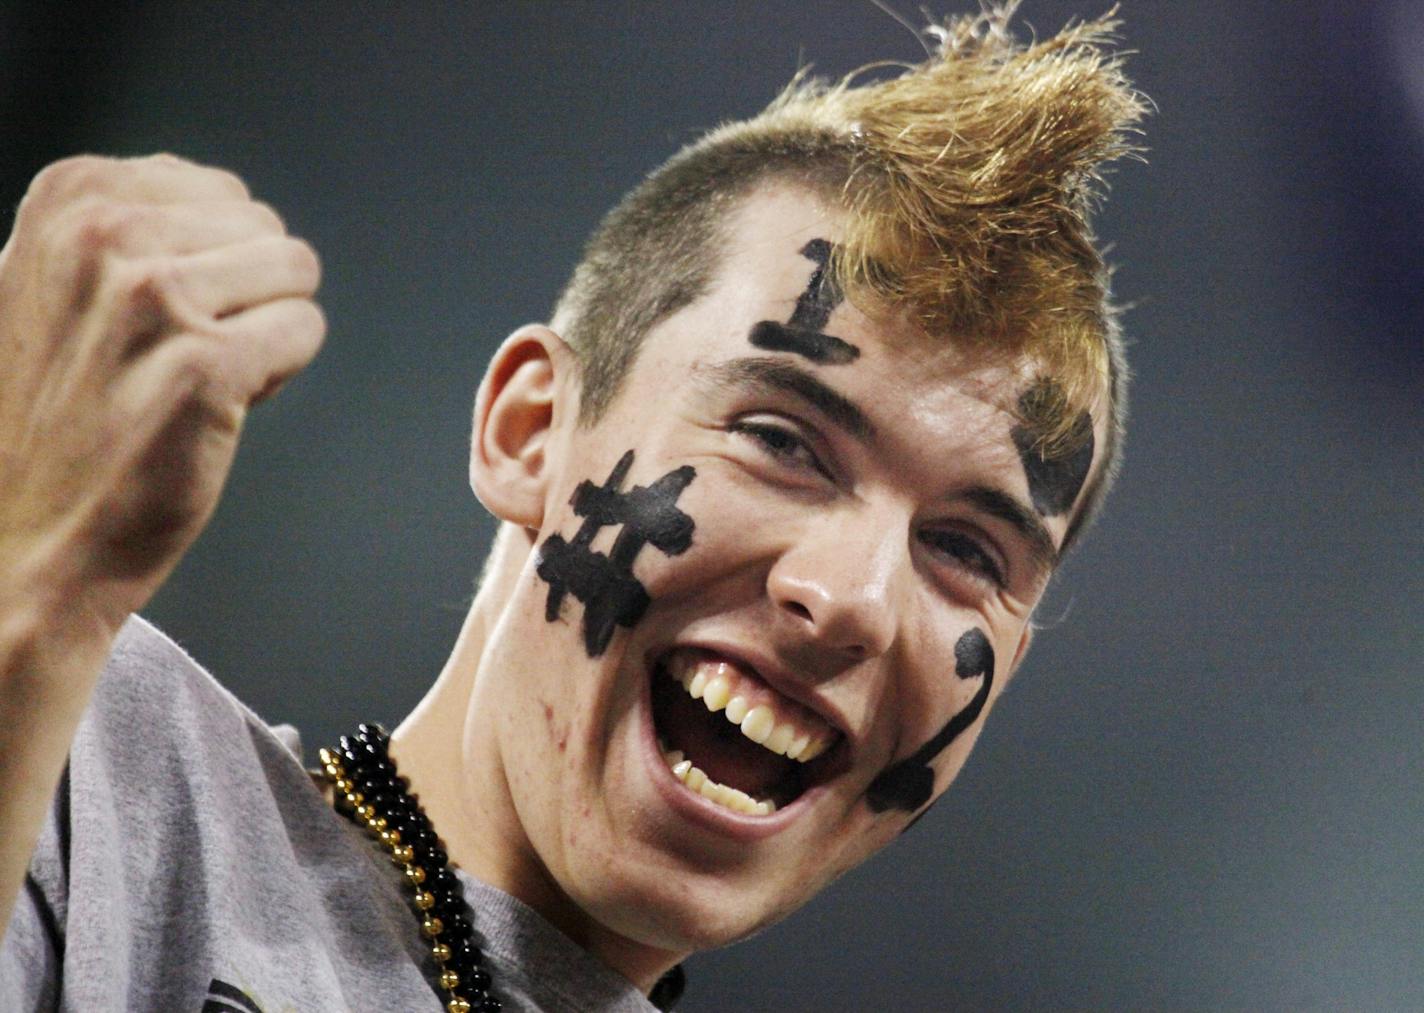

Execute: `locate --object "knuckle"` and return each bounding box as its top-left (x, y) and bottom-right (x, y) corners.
top-left (208, 166), bottom-right (251, 201)
top-left (28, 155), bottom-right (110, 204)
top-left (158, 338), bottom-right (221, 396)
top-left (70, 200), bottom-right (137, 253)
top-left (250, 200), bottom-right (287, 234)
top-left (286, 239), bottom-right (321, 287)
top-left (115, 257), bottom-right (182, 316)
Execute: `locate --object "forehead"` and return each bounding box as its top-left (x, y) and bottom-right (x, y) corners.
top-left (668, 184), bottom-right (1032, 419)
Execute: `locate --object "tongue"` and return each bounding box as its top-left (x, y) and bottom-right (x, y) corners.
top-left (653, 675), bottom-right (792, 798)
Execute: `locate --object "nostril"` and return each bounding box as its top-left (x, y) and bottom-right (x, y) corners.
top-left (782, 600), bottom-right (813, 622)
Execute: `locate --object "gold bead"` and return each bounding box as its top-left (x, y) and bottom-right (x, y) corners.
top-left (448, 998), bottom-right (471, 1013)
top-left (370, 815), bottom-right (388, 832)
top-left (364, 815), bottom-right (382, 832)
top-left (355, 803), bottom-right (375, 820)
top-left (318, 747), bottom-right (337, 767)
top-left (379, 828), bottom-right (401, 848)
top-left (333, 776), bottom-right (353, 795)
top-left (392, 844), bottom-right (415, 864)
top-left (414, 889), bottom-right (435, 911)
top-left (440, 968), bottom-right (460, 990)
top-left (431, 941), bottom-right (451, 962)
top-left (421, 915), bottom-right (444, 938)
top-left (323, 763), bottom-right (342, 780)
top-left (405, 864), bottom-right (426, 886)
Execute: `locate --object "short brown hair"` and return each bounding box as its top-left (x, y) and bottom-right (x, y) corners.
top-left (551, 6), bottom-right (1144, 548)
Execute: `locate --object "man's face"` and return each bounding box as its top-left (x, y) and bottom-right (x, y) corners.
top-left (475, 185), bottom-right (1103, 951)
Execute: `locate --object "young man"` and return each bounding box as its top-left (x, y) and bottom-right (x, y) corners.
top-left (0, 9), bottom-right (1144, 1011)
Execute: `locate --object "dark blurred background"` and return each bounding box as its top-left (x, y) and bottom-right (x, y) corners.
top-left (4, 1), bottom-right (1420, 1008)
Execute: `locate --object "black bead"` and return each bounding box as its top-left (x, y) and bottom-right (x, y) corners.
top-left (442, 913), bottom-right (473, 941)
top-left (447, 937), bottom-right (484, 970)
top-left (478, 996), bottom-right (502, 1013)
top-left (432, 882), bottom-right (466, 908)
top-left (356, 722), bottom-right (390, 751)
top-left (425, 866), bottom-right (458, 894)
top-left (462, 964), bottom-right (492, 992)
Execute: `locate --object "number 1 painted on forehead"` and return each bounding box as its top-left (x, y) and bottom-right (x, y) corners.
top-left (748, 238), bottom-right (861, 365)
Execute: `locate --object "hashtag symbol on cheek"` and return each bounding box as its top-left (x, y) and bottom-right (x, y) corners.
top-left (536, 450), bottom-right (697, 658)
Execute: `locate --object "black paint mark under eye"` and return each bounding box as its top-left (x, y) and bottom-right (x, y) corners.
top-left (748, 238), bottom-right (860, 365)
top-left (1010, 381), bottom-right (1095, 517)
top-left (536, 450), bottom-right (696, 657)
top-left (866, 628), bottom-right (995, 814)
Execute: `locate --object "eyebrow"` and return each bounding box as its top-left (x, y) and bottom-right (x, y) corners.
top-left (695, 357), bottom-right (1057, 577)
top-left (696, 356), bottom-right (875, 442)
top-left (961, 485), bottom-right (1059, 578)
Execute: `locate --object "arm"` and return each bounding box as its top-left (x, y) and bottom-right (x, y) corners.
top-left (0, 154), bottom-right (325, 935)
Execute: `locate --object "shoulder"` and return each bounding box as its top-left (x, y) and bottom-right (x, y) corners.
top-left (88, 614), bottom-right (298, 759)
top-left (70, 615), bottom-right (309, 826)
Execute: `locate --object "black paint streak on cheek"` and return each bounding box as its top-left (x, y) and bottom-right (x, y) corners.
top-left (865, 628), bottom-right (995, 814)
top-left (1010, 382), bottom-right (1095, 517)
top-left (899, 796), bottom-right (939, 836)
top-left (535, 449), bottom-right (697, 658)
top-left (747, 238), bottom-right (861, 365)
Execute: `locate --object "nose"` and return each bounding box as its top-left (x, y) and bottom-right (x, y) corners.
top-left (766, 506), bottom-right (902, 662)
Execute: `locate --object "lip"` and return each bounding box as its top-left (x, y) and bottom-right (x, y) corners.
top-left (638, 672), bottom-right (831, 842)
top-left (637, 643), bottom-right (852, 842)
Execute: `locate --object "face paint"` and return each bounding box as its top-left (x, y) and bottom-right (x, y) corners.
top-left (865, 628), bottom-right (995, 814)
top-left (747, 238), bottom-right (861, 365)
top-left (536, 450), bottom-right (697, 657)
top-left (1010, 380), bottom-right (1095, 517)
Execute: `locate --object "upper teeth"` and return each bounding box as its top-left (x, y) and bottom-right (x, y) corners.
top-left (668, 652), bottom-right (835, 763)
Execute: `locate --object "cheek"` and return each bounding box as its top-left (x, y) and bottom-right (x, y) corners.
top-left (627, 460), bottom-right (798, 606)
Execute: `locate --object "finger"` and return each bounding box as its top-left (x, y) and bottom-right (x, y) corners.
top-left (25, 153), bottom-right (250, 212)
top-left (55, 198), bottom-right (287, 263)
top-left (215, 296), bottom-right (327, 404)
top-left (153, 235), bottom-right (320, 320)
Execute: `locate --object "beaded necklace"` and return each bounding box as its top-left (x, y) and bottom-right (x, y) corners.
top-left (319, 722), bottom-right (686, 1011)
top-left (319, 723), bottom-right (501, 1013)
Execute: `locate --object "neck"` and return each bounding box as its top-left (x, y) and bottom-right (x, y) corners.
top-left (391, 524), bottom-right (683, 994)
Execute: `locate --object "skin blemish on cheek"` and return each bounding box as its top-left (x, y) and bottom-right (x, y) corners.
top-left (865, 628), bottom-right (996, 814)
top-left (748, 238), bottom-right (861, 365)
top-left (1011, 380), bottom-right (1095, 517)
top-left (536, 449), bottom-right (697, 658)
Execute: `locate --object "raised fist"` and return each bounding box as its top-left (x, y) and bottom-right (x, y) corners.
top-left (0, 154), bottom-right (325, 632)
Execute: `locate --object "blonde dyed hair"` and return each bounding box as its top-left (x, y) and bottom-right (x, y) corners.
top-left (552, 4), bottom-right (1145, 547)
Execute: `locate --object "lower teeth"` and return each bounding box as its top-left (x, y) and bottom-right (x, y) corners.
top-left (662, 748), bottom-right (776, 816)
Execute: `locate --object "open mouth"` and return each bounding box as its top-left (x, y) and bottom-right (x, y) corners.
top-left (650, 647), bottom-right (844, 817)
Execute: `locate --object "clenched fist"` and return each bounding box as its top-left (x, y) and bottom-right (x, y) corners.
top-left (0, 153), bottom-right (325, 632)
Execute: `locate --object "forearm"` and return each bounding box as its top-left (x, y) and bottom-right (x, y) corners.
top-left (0, 575), bottom-right (120, 938)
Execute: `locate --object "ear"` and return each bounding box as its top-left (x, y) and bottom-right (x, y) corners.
top-left (469, 325), bottom-right (575, 529)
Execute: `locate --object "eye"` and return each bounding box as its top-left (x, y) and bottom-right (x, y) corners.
top-left (919, 528), bottom-right (1006, 588)
top-left (729, 418), bottom-right (826, 475)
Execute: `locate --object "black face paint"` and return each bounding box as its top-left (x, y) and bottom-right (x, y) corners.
top-left (536, 450), bottom-right (696, 658)
top-left (1010, 380), bottom-right (1095, 517)
top-left (866, 628), bottom-right (995, 814)
top-left (748, 238), bottom-right (860, 365)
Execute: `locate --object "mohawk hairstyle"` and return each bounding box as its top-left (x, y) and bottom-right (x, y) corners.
top-left (552, 3), bottom-right (1145, 546)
